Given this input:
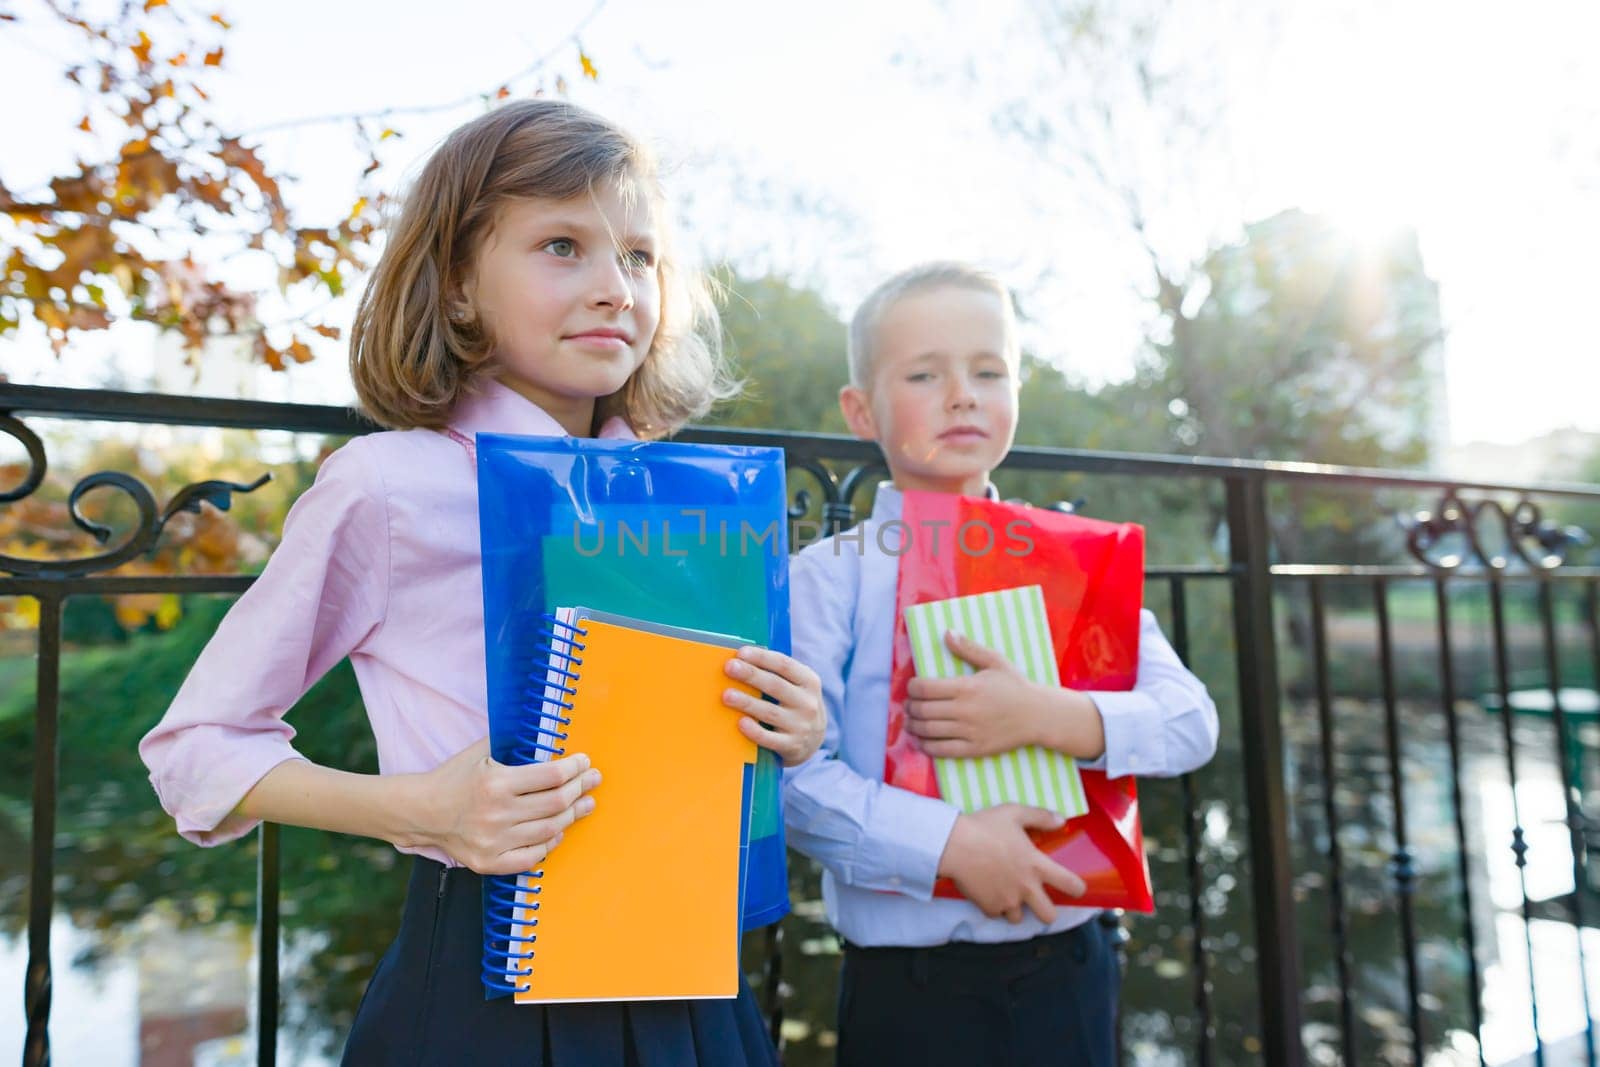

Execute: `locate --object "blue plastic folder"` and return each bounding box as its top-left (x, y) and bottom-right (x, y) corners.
top-left (476, 434), bottom-right (792, 997)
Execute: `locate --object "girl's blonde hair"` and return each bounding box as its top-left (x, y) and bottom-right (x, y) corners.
top-left (350, 99), bottom-right (735, 437)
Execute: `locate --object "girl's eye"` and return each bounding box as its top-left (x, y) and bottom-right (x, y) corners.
top-left (544, 238), bottom-right (577, 257)
top-left (623, 248), bottom-right (656, 270)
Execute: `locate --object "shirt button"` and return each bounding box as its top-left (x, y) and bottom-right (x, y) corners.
top-left (1128, 754), bottom-right (1141, 770)
top-left (889, 876), bottom-right (902, 887)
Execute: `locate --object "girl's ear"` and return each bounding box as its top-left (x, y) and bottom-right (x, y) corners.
top-left (839, 385), bottom-right (878, 442)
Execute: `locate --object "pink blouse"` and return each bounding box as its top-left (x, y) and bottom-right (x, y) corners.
top-left (138, 379), bottom-right (636, 865)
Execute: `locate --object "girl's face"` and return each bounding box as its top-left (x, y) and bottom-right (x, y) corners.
top-left (462, 182), bottom-right (661, 433)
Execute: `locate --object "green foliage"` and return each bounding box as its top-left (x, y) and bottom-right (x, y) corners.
top-left (0, 596), bottom-right (394, 1057)
top-left (704, 270), bottom-right (851, 435)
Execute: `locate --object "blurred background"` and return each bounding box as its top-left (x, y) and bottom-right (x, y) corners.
top-left (4, 1), bottom-right (1600, 1063)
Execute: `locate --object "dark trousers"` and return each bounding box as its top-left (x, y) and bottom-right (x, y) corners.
top-left (835, 922), bottom-right (1120, 1067)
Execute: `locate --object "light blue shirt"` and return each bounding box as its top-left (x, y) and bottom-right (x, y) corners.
top-left (782, 483), bottom-right (1220, 948)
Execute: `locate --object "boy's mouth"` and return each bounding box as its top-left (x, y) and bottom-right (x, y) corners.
top-left (938, 426), bottom-right (989, 441)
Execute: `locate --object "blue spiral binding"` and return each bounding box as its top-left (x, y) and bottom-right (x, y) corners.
top-left (481, 613), bottom-right (588, 992)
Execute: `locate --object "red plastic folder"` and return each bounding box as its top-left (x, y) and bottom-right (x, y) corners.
top-left (884, 490), bottom-right (1155, 912)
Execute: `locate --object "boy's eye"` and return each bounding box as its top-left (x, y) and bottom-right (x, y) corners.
top-left (543, 238), bottom-right (577, 257)
top-left (977, 369), bottom-right (1007, 380)
top-left (906, 372), bottom-right (935, 383)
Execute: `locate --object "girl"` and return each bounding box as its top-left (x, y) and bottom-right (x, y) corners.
top-left (139, 100), bottom-right (824, 1065)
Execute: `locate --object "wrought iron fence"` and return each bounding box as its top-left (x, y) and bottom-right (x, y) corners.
top-left (4, 381), bottom-right (1599, 1066)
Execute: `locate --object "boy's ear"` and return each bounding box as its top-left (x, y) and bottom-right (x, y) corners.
top-left (839, 385), bottom-right (878, 442)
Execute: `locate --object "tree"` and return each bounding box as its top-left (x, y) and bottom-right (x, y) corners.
top-left (0, 0), bottom-right (599, 369)
top-left (705, 269), bottom-right (851, 436)
top-left (1156, 209), bottom-right (1441, 469)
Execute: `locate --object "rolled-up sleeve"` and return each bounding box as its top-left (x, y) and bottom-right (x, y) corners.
top-left (782, 545), bottom-right (959, 900)
top-left (1088, 608), bottom-right (1219, 779)
top-left (138, 439), bottom-right (391, 845)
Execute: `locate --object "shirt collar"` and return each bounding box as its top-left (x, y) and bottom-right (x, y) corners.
top-left (868, 479), bottom-right (1001, 522)
top-left (447, 377), bottom-right (637, 441)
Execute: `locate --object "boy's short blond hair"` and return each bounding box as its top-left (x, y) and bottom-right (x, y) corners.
top-left (846, 262), bottom-right (1019, 388)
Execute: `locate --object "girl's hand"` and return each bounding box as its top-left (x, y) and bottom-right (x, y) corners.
top-left (414, 738), bottom-right (601, 876)
top-left (723, 647), bottom-right (826, 766)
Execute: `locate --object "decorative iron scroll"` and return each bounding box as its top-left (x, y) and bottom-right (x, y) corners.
top-left (1403, 490), bottom-right (1591, 572)
top-left (0, 410), bottom-right (270, 579)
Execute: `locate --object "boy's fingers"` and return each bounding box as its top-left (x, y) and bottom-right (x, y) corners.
top-left (906, 717), bottom-right (968, 740)
top-left (907, 676), bottom-right (961, 700)
top-left (943, 630), bottom-right (1008, 670)
top-left (919, 739), bottom-right (979, 758)
top-left (1011, 805), bottom-right (1069, 833)
top-left (1023, 884), bottom-right (1058, 925)
top-left (1040, 860), bottom-right (1086, 899)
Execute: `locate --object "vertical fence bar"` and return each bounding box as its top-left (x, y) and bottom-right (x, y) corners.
top-left (1434, 577), bottom-right (1486, 1067)
top-left (765, 923), bottom-right (785, 1049)
top-left (1170, 576), bottom-right (1215, 1067)
top-left (1488, 575), bottom-right (1545, 1067)
top-left (1308, 578), bottom-right (1356, 1065)
top-left (24, 592), bottom-right (62, 1067)
top-left (1225, 476), bottom-right (1304, 1066)
top-left (1535, 579), bottom-right (1598, 1066)
top-left (257, 822), bottom-right (280, 1067)
top-left (1375, 578), bottom-right (1425, 1064)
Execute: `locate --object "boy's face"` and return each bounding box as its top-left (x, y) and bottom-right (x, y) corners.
top-left (840, 285), bottom-right (1019, 498)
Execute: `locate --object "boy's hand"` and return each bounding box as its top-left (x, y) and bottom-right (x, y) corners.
top-left (937, 805), bottom-right (1086, 923)
top-left (906, 631), bottom-right (1044, 757)
top-left (723, 647), bottom-right (826, 766)
top-left (906, 631), bottom-right (1106, 760)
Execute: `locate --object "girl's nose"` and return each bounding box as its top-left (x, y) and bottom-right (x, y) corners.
top-left (587, 254), bottom-right (635, 311)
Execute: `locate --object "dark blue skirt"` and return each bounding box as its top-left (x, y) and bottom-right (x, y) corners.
top-left (343, 857), bottom-right (780, 1066)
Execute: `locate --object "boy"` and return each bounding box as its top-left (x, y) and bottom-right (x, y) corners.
top-left (783, 262), bottom-right (1219, 1066)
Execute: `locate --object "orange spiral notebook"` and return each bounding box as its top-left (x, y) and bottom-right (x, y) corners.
top-left (508, 608), bottom-right (759, 1003)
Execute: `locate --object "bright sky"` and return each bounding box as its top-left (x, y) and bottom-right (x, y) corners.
top-left (2, 0), bottom-right (1597, 449)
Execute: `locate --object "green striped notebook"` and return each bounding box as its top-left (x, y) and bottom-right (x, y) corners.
top-left (904, 585), bottom-right (1089, 818)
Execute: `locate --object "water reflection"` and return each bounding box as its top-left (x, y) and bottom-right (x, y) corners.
top-left (2, 587), bottom-right (1597, 1064)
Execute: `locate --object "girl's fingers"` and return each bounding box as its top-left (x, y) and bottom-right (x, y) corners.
top-left (725, 655), bottom-right (805, 707)
top-left (486, 832), bottom-right (563, 877)
top-left (738, 715), bottom-right (804, 764)
top-left (509, 793), bottom-right (596, 844)
top-left (504, 752), bottom-right (591, 796)
top-left (723, 687), bottom-right (794, 729)
top-left (515, 768), bottom-right (601, 820)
